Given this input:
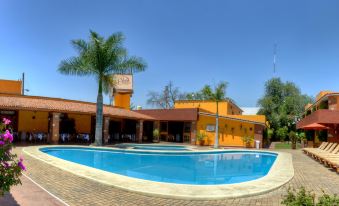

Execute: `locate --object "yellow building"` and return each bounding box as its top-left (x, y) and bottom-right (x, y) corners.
top-left (0, 77), bottom-right (266, 148)
top-left (137, 100), bottom-right (266, 148)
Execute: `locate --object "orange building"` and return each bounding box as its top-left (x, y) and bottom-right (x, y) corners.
top-left (297, 91), bottom-right (339, 144)
top-left (0, 77), bottom-right (266, 148)
top-left (136, 100), bottom-right (266, 148)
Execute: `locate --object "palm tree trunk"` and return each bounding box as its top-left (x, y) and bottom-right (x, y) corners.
top-left (214, 101), bottom-right (219, 149)
top-left (94, 77), bottom-right (103, 146)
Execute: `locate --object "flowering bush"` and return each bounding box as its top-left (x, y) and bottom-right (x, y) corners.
top-left (0, 118), bottom-right (25, 196)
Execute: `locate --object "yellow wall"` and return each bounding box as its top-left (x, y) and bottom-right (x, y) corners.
top-left (230, 115), bottom-right (266, 124)
top-left (197, 115), bottom-right (256, 147)
top-left (114, 93), bottom-right (131, 110)
top-left (316, 91), bottom-right (333, 101)
top-left (68, 113), bottom-right (91, 133)
top-left (0, 80), bottom-right (22, 95)
top-left (174, 101), bottom-right (242, 116)
top-left (18, 111), bottom-right (49, 132)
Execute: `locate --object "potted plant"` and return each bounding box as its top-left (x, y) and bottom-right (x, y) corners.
top-left (242, 135), bottom-right (254, 148)
top-left (289, 131), bottom-right (297, 149)
top-left (152, 129), bottom-right (160, 143)
top-left (297, 132), bottom-right (306, 148)
top-left (196, 131), bottom-right (207, 146)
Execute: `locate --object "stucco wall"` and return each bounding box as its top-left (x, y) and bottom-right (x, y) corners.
top-left (0, 80), bottom-right (22, 95)
top-left (18, 111), bottom-right (49, 132)
top-left (68, 113), bottom-right (91, 133)
top-left (196, 115), bottom-right (258, 147)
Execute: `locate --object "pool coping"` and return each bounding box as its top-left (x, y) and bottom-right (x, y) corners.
top-left (23, 145), bottom-right (294, 200)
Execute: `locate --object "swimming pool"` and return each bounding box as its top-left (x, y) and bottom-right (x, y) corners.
top-left (116, 144), bottom-right (191, 151)
top-left (41, 147), bottom-right (277, 185)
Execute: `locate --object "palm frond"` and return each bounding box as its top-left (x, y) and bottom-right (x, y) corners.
top-left (114, 56), bottom-right (147, 74)
top-left (71, 39), bottom-right (89, 54)
top-left (101, 74), bottom-right (115, 94)
top-left (58, 57), bottom-right (93, 76)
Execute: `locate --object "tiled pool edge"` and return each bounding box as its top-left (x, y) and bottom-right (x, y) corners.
top-left (23, 145), bottom-right (294, 200)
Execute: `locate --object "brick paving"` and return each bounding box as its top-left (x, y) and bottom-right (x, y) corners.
top-left (14, 148), bottom-right (339, 206)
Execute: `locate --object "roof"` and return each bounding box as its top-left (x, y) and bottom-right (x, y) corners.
top-left (305, 92), bottom-right (339, 111)
top-left (134, 108), bottom-right (199, 121)
top-left (175, 99), bottom-right (243, 112)
top-left (240, 107), bottom-right (260, 115)
top-left (0, 94), bottom-right (153, 120)
top-left (199, 112), bottom-right (266, 126)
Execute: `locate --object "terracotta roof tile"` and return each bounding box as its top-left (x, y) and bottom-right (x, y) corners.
top-left (0, 94), bottom-right (153, 120)
top-left (134, 108), bottom-right (198, 121)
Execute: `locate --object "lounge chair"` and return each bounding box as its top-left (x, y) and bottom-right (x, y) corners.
top-left (314, 144), bottom-right (339, 160)
top-left (304, 142), bottom-right (332, 157)
top-left (303, 142), bottom-right (328, 155)
top-left (309, 143), bottom-right (337, 158)
top-left (323, 157), bottom-right (339, 173)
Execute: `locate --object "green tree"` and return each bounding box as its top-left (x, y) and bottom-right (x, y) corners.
top-left (59, 31), bottom-right (146, 146)
top-left (199, 82), bottom-right (228, 148)
top-left (257, 78), bottom-right (313, 140)
top-left (276, 126), bottom-right (288, 142)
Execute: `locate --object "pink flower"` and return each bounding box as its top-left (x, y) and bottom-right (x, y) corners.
top-left (18, 157), bottom-right (26, 171)
top-left (0, 140), bottom-right (4, 145)
top-left (3, 130), bottom-right (13, 142)
top-left (2, 118), bottom-right (11, 125)
top-left (2, 161), bottom-right (10, 168)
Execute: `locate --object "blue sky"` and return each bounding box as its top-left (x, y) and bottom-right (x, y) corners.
top-left (1, 0), bottom-right (339, 108)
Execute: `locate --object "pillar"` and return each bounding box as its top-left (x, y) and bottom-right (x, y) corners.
top-left (190, 121), bottom-right (197, 145)
top-left (50, 113), bottom-right (60, 144)
top-left (136, 120), bottom-right (144, 143)
top-left (254, 124), bottom-right (264, 148)
top-left (103, 116), bottom-right (110, 144)
top-left (153, 121), bottom-right (160, 142)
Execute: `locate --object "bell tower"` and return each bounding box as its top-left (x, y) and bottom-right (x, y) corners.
top-left (112, 74), bottom-right (133, 110)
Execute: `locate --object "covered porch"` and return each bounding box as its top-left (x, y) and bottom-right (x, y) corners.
top-left (0, 94), bottom-right (153, 145)
top-left (297, 109), bottom-right (339, 145)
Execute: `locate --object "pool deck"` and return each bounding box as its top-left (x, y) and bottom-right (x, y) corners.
top-left (3, 146), bottom-right (339, 206)
top-left (22, 145), bottom-right (294, 200)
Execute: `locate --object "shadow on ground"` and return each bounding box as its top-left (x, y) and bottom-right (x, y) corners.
top-left (0, 193), bottom-right (19, 206)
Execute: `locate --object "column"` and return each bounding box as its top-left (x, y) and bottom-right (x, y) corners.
top-left (103, 116), bottom-right (110, 144)
top-left (50, 113), bottom-right (60, 144)
top-left (153, 121), bottom-right (160, 142)
top-left (136, 120), bottom-right (144, 143)
top-left (190, 121), bottom-right (197, 145)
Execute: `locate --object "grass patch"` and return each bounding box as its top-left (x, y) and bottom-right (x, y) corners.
top-left (275, 142), bottom-right (301, 149)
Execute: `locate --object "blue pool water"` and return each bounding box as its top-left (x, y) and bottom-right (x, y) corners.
top-left (41, 147), bottom-right (277, 185)
top-left (120, 144), bottom-right (190, 151)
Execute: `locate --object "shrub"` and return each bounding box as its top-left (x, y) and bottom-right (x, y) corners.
top-left (241, 135), bottom-right (254, 148)
top-left (0, 118), bottom-right (25, 196)
top-left (289, 131), bottom-right (297, 149)
top-left (282, 187), bottom-right (339, 206)
top-left (276, 127), bottom-right (288, 142)
top-left (317, 192), bottom-right (339, 206)
top-left (152, 129), bottom-right (160, 142)
top-left (196, 131), bottom-right (207, 142)
top-left (282, 187), bottom-right (315, 206)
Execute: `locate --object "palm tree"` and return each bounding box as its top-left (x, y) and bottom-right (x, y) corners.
top-left (58, 31), bottom-right (146, 146)
top-left (201, 82), bottom-right (228, 148)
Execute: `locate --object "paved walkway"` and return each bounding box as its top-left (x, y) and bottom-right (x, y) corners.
top-left (0, 174), bottom-right (65, 206)
top-left (6, 148), bottom-right (339, 206)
